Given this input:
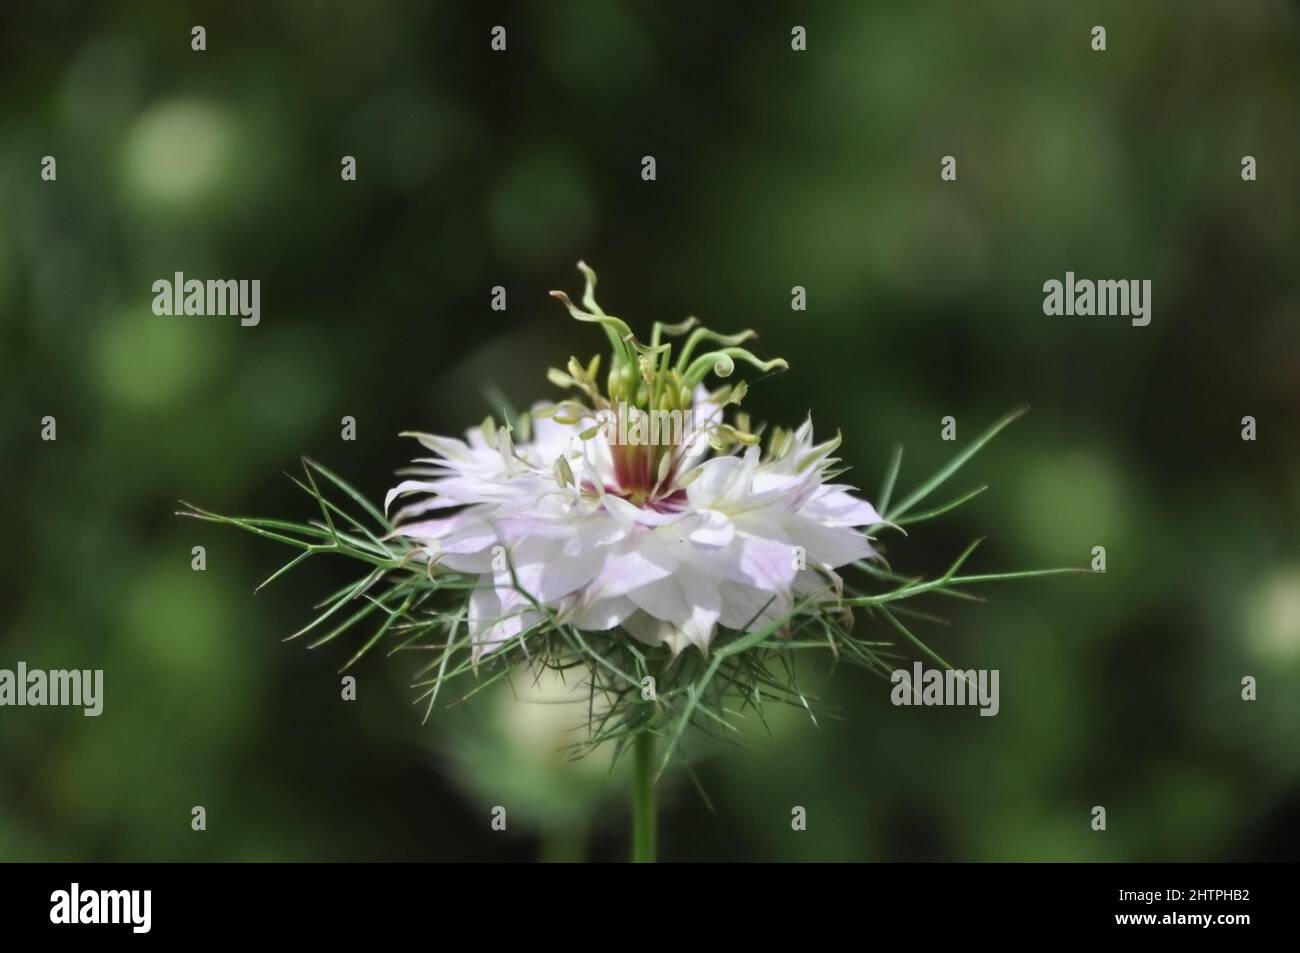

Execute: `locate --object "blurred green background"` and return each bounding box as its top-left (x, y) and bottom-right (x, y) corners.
top-left (2, 0), bottom-right (1297, 862)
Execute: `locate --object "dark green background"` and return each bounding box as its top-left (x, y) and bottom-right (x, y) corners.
top-left (2, 1), bottom-right (1297, 861)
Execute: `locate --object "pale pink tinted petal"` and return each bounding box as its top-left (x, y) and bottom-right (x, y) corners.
top-left (718, 580), bottom-right (790, 630)
top-left (569, 596), bottom-right (637, 631)
top-left (585, 535), bottom-right (679, 600)
top-left (784, 520), bottom-right (876, 568)
top-left (601, 493), bottom-right (686, 526)
top-left (685, 455), bottom-right (746, 509)
top-left (735, 532), bottom-right (800, 590)
top-left (804, 485), bottom-right (881, 527)
top-left (687, 509), bottom-right (735, 547)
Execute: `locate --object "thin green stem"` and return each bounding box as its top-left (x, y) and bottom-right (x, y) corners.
top-left (631, 732), bottom-right (657, 863)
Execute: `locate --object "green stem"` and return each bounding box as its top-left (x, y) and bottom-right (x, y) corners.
top-left (631, 732), bottom-right (657, 863)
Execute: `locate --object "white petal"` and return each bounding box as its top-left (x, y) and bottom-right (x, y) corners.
top-left (718, 580), bottom-right (790, 630)
top-left (783, 519), bottom-right (876, 569)
top-left (687, 509), bottom-right (735, 547)
top-left (804, 485), bottom-right (881, 527)
top-left (569, 596), bottom-right (636, 631)
top-left (584, 533), bottom-right (679, 600)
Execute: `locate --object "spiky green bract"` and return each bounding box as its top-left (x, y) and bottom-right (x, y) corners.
top-left (177, 411), bottom-right (1084, 776)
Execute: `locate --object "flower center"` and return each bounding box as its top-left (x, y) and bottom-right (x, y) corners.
top-left (540, 261), bottom-right (790, 507)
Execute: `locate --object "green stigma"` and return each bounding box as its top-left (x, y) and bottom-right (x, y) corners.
top-left (547, 261), bottom-right (788, 416)
top-left (543, 262), bottom-right (788, 504)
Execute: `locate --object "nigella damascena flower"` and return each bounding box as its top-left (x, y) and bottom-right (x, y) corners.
top-left (180, 259), bottom-right (1065, 861)
top-left (178, 254), bottom-right (1071, 863)
top-left (385, 263), bottom-right (882, 658)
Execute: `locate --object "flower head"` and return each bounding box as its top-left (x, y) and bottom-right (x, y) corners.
top-left (182, 263), bottom-right (1068, 779)
top-left (386, 263), bottom-right (882, 658)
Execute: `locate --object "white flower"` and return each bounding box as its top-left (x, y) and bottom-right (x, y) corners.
top-left (386, 395), bottom-right (881, 658)
top-left (384, 263), bottom-right (882, 659)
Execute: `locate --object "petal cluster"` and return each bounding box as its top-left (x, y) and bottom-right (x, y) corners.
top-left (387, 394), bottom-right (882, 657)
